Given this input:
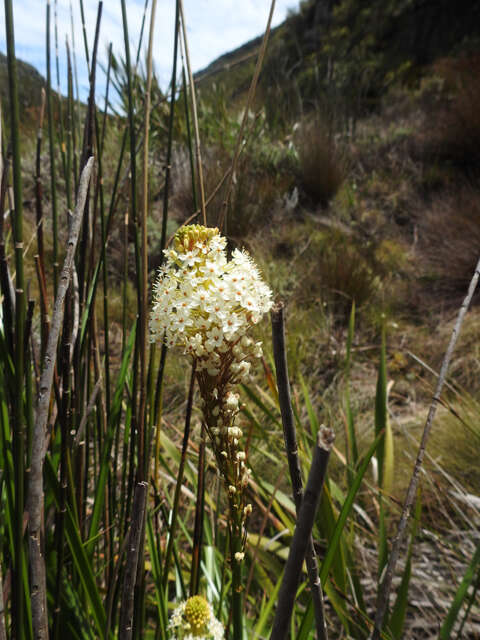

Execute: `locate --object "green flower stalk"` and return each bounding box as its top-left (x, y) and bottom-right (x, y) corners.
top-left (151, 225), bottom-right (273, 638)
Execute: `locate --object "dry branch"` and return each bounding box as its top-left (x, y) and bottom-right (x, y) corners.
top-left (271, 303), bottom-right (329, 640)
top-left (26, 156), bottom-right (94, 640)
top-left (119, 481), bottom-right (148, 640)
top-left (270, 426), bottom-right (335, 640)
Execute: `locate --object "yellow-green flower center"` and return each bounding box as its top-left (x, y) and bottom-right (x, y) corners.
top-left (174, 225), bottom-right (219, 253)
top-left (184, 595), bottom-right (211, 636)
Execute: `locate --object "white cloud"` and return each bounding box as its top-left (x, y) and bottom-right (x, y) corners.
top-left (0, 0), bottom-right (297, 103)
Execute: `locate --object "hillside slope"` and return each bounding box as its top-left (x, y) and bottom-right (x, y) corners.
top-left (197, 0), bottom-right (480, 126)
top-left (0, 51), bottom-right (45, 117)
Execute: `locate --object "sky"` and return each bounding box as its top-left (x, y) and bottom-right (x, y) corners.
top-left (0, 1), bottom-right (298, 103)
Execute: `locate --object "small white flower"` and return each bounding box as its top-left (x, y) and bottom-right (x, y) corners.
top-left (225, 392), bottom-right (239, 411)
top-left (168, 595), bottom-right (224, 640)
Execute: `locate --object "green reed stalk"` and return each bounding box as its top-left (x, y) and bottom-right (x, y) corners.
top-left (139, 0), bottom-right (157, 485)
top-left (120, 0), bottom-right (143, 499)
top-left (160, 0), bottom-right (179, 254)
top-left (24, 299), bottom-right (34, 482)
top-left (0, 153), bottom-right (15, 361)
top-left (53, 0), bottom-right (68, 202)
top-left (231, 520), bottom-right (244, 640)
top-left (78, 0), bottom-right (90, 72)
top-left (65, 41), bottom-right (74, 208)
top-left (4, 0), bottom-right (27, 635)
top-left (151, 0), bottom-right (180, 495)
top-left (77, 1), bottom-right (101, 308)
top-left (66, 24), bottom-right (79, 194)
top-left (34, 90), bottom-right (49, 360)
top-left (96, 43), bottom-right (113, 417)
top-left (190, 425), bottom-right (206, 596)
top-left (46, 0), bottom-right (59, 293)
top-left (135, 0), bottom-right (149, 69)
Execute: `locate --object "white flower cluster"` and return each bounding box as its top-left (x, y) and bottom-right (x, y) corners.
top-left (151, 225), bottom-right (271, 560)
top-left (168, 596), bottom-right (224, 640)
top-left (150, 225), bottom-right (272, 379)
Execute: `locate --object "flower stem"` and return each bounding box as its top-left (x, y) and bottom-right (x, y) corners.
top-left (231, 523), bottom-right (244, 640)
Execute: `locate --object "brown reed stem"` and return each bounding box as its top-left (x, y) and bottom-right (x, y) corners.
top-left (119, 481), bottom-right (148, 640)
top-left (26, 157), bottom-right (94, 640)
top-left (371, 254), bottom-right (480, 640)
top-left (271, 302), bottom-right (329, 640)
top-left (178, 0), bottom-right (207, 225)
top-left (270, 426), bottom-right (334, 640)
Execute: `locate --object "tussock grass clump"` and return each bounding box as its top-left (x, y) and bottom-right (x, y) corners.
top-left (295, 116), bottom-right (345, 206)
top-left (419, 54), bottom-right (480, 174)
top-left (418, 185), bottom-right (480, 301)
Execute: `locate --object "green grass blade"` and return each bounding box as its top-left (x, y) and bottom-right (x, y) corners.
top-left (320, 431), bottom-right (384, 585)
top-left (252, 567), bottom-right (284, 639)
top-left (439, 539), bottom-right (480, 639)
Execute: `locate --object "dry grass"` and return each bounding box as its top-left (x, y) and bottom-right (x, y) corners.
top-left (170, 144), bottom-right (293, 241)
top-left (417, 184), bottom-right (480, 302)
top-left (418, 54), bottom-right (480, 174)
top-left (295, 116), bottom-right (345, 206)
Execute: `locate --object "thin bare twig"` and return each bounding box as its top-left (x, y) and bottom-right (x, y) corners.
top-left (271, 302), bottom-right (329, 640)
top-left (26, 156), bottom-right (94, 640)
top-left (119, 481), bottom-right (148, 640)
top-left (270, 426), bottom-right (335, 640)
top-left (371, 255), bottom-right (480, 640)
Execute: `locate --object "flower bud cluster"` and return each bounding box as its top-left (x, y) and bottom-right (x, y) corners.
top-left (168, 595), bottom-right (224, 640)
